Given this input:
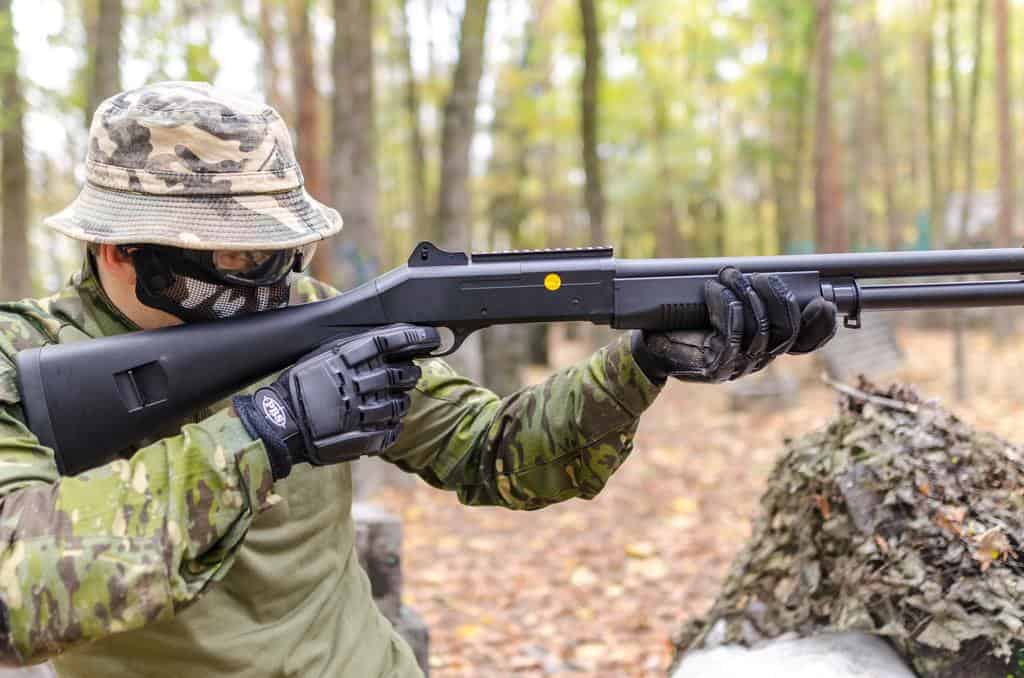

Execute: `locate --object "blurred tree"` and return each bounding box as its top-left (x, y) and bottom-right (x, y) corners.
top-left (0, 0), bottom-right (30, 299)
top-left (945, 0), bottom-right (960, 226)
top-left (993, 0), bottom-right (1015, 340)
top-left (436, 0), bottom-right (490, 381)
top-left (847, 23), bottom-right (870, 251)
top-left (287, 0), bottom-right (329, 281)
top-left (578, 0), bottom-right (604, 246)
top-left (952, 0), bottom-right (984, 402)
top-left (396, 0), bottom-right (428, 240)
top-left (331, 0), bottom-right (378, 289)
top-left (259, 0), bottom-right (287, 115)
top-left (994, 0), bottom-right (1014, 248)
top-left (180, 3), bottom-right (219, 84)
top-left (870, 1), bottom-right (900, 249)
top-left (813, 0), bottom-right (845, 252)
top-left (86, 0), bottom-right (123, 121)
top-left (957, 0), bottom-right (984, 242)
top-left (481, 4), bottom-right (554, 393)
top-left (759, 1), bottom-right (813, 254)
top-left (635, 10), bottom-right (684, 257)
top-left (436, 0), bottom-right (489, 250)
top-left (925, 0), bottom-right (940, 246)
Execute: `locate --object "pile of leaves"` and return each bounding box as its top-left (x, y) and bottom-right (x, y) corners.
top-left (673, 379), bottom-right (1024, 678)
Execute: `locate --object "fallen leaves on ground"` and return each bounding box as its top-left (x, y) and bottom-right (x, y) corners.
top-left (367, 327), bottom-right (1024, 677)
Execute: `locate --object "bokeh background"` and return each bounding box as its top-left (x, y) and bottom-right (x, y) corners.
top-left (3, 0), bottom-right (1024, 676)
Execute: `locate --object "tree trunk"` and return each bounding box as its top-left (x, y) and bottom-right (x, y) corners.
top-left (849, 77), bottom-right (869, 249)
top-left (995, 0), bottom-right (1014, 247)
top-left (952, 0), bottom-right (984, 403)
top-left (287, 0), bottom-right (329, 282)
top-left (813, 0), bottom-right (844, 252)
top-left (331, 0), bottom-right (378, 289)
top-left (870, 2), bottom-right (899, 250)
top-left (87, 0), bottom-right (123, 121)
top-left (957, 0), bottom-right (984, 243)
top-left (768, 14), bottom-right (811, 256)
top-left (480, 6), bottom-right (557, 391)
top-left (397, 1), bottom-right (429, 239)
top-left (925, 0), bottom-right (940, 247)
top-left (0, 0), bottom-right (31, 300)
top-left (651, 88), bottom-right (684, 257)
top-left (435, 0), bottom-right (489, 250)
top-left (578, 0), bottom-right (605, 246)
top-left (259, 0), bottom-right (287, 117)
top-left (435, 0), bottom-right (490, 381)
top-left (945, 0), bottom-right (960, 231)
top-left (992, 0), bottom-right (1017, 340)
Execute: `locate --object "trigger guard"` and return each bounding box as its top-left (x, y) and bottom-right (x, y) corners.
top-left (432, 327), bottom-right (474, 357)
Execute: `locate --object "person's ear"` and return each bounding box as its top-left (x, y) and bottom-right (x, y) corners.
top-left (95, 244), bottom-right (137, 285)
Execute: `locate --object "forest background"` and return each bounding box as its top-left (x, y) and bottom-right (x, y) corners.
top-left (3, 1), bottom-right (1024, 676)
top-left (0, 0), bottom-right (1022, 386)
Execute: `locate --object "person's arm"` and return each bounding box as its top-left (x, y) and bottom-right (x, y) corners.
top-left (382, 333), bottom-right (662, 509)
top-left (0, 356), bottom-right (277, 666)
top-left (381, 267), bottom-right (838, 508)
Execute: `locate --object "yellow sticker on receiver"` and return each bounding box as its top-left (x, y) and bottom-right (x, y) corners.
top-left (544, 273), bottom-right (562, 291)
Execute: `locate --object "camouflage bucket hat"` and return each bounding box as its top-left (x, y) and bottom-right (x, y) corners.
top-left (45, 81), bottom-right (342, 250)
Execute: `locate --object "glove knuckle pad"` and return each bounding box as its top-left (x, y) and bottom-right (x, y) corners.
top-left (263, 324), bottom-right (435, 467)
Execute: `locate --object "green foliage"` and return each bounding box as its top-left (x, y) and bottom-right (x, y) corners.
top-left (185, 42), bottom-right (219, 83)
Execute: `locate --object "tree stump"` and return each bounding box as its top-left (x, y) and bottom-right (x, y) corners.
top-left (673, 379), bottom-right (1024, 678)
top-left (352, 502), bottom-right (430, 675)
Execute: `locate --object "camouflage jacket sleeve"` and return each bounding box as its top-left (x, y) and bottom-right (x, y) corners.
top-left (0, 354), bottom-right (278, 665)
top-left (383, 333), bottom-right (662, 509)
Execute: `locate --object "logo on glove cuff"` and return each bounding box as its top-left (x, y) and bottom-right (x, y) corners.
top-left (261, 394), bottom-right (288, 428)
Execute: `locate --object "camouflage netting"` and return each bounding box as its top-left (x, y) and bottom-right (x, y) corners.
top-left (673, 379), bottom-right (1024, 678)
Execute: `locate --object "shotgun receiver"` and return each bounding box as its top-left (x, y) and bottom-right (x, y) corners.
top-left (16, 241), bottom-right (1024, 475)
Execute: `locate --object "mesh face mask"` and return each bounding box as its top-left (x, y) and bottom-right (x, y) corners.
top-left (131, 247), bottom-right (294, 323)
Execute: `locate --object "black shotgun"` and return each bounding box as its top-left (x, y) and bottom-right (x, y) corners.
top-left (16, 241), bottom-right (1024, 475)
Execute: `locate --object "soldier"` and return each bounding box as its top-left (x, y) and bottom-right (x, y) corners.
top-left (0, 82), bottom-right (837, 677)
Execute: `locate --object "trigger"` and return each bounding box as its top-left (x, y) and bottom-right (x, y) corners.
top-left (432, 327), bottom-right (469, 356)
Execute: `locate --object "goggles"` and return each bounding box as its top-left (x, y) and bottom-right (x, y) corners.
top-left (120, 243), bottom-right (317, 287)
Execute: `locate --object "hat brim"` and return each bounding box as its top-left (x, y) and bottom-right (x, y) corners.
top-left (44, 183), bottom-right (343, 250)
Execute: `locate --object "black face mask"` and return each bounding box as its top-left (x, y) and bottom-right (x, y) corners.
top-left (130, 247), bottom-right (296, 323)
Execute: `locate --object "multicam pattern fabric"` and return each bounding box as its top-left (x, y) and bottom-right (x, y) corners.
top-left (0, 258), bottom-right (662, 676)
top-left (44, 81), bottom-right (342, 250)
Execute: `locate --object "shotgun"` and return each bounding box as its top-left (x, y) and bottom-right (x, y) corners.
top-left (16, 241), bottom-right (1024, 475)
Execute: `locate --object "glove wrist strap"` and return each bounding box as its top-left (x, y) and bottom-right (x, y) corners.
top-left (234, 389), bottom-right (303, 480)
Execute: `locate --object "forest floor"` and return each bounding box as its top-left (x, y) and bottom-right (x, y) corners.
top-left (367, 326), bottom-right (1024, 677)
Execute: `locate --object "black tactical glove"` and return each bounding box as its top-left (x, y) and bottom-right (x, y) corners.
top-left (234, 324), bottom-right (441, 479)
top-left (631, 266), bottom-right (837, 384)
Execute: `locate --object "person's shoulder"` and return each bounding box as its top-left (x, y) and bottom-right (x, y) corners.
top-left (0, 297), bottom-right (61, 405)
top-left (289, 275), bottom-right (341, 305)
top-left (0, 303), bottom-right (52, 356)
top-left (0, 291), bottom-right (72, 356)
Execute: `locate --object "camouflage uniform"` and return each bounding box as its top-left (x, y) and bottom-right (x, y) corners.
top-left (0, 82), bottom-right (663, 676)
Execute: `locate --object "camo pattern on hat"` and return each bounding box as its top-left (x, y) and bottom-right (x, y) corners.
top-left (44, 81), bottom-right (342, 250)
